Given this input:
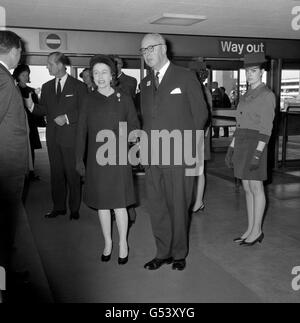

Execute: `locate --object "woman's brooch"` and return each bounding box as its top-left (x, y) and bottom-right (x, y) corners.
top-left (117, 92), bottom-right (121, 102)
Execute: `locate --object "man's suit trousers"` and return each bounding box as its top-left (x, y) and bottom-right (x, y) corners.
top-left (145, 166), bottom-right (194, 260)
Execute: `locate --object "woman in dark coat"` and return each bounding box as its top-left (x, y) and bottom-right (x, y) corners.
top-left (76, 55), bottom-right (139, 264)
top-left (225, 53), bottom-right (276, 246)
top-left (13, 64), bottom-right (45, 180)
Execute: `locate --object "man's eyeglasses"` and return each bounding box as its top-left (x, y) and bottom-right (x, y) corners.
top-left (140, 44), bottom-right (164, 55)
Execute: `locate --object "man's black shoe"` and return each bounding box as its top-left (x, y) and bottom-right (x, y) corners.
top-left (70, 211), bottom-right (80, 220)
top-left (144, 257), bottom-right (173, 270)
top-left (45, 210), bottom-right (66, 218)
top-left (172, 259), bottom-right (186, 271)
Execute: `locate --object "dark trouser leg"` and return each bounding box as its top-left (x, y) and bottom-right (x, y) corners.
top-left (223, 126), bottom-right (229, 137)
top-left (213, 126), bottom-right (219, 138)
top-left (61, 146), bottom-right (81, 213)
top-left (47, 142), bottom-right (67, 211)
top-left (0, 175), bottom-right (25, 270)
top-left (162, 168), bottom-right (194, 260)
top-left (145, 166), bottom-right (172, 259)
top-left (127, 207), bottom-right (137, 222)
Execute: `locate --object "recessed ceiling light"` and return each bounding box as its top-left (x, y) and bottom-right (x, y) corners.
top-left (151, 13), bottom-right (207, 26)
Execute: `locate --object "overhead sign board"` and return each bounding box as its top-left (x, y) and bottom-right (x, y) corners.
top-left (219, 39), bottom-right (266, 57)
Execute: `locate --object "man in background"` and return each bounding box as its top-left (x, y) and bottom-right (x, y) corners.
top-left (112, 55), bottom-right (137, 99)
top-left (26, 52), bottom-right (86, 220)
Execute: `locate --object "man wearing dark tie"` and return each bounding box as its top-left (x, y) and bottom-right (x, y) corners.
top-left (140, 33), bottom-right (208, 271)
top-left (26, 52), bottom-right (86, 220)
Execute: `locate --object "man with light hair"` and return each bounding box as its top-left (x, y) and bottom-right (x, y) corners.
top-left (140, 33), bottom-right (208, 271)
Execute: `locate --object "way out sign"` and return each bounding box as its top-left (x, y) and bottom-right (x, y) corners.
top-left (219, 39), bottom-right (266, 57)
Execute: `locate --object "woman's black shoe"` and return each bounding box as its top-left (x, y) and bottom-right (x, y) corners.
top-left (233, 237), bottom-right (245, 243)
top-left (193, 203), bottom-right (205, 213)
top-left (118, 255), bottom-right (128, 265)
top-left (101, 253), bottom-right (112, 262)
top-left (240, 232), bottom-right (264, 246)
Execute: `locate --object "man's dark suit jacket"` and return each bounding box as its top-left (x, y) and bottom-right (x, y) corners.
top-left (33, 75), bottom-right (86, 147)
top-left (0, 63), bottom-right (28, 177)
top-left (118, 73), bottom-right (137, 99)
top-left (140, 63), bottom-right (208, 167)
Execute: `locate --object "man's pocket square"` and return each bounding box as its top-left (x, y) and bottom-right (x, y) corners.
top-left (170, 88), bottom-right (182, 94)
top-left (65, 94), bottom-right (74, 97)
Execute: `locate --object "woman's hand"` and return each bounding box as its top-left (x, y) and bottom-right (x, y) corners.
top-left (249, 150), bottom-right (263, 171)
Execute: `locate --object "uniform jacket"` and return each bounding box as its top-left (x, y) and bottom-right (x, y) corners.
top-left (33, 75), bottom-right (86, 148)
top-left (140, 63), bottom-right (208, 167)
top-left (235, 83), bottom-right (276, 143)
top-left (0, 63), bottom-right (28, 177)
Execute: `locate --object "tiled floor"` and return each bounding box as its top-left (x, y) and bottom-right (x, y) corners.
top-left (14, 143), bottom-right (300, 303)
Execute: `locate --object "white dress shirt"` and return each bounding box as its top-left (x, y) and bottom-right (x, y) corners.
top-left (155, 60), bottom-right (170, 84)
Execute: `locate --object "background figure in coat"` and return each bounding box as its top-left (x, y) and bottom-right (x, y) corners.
top-left (112, 55), bottom-right (137, 99)
top-left (225, 53), bottom-right (275, 246)
top-left (79, 67), bottom-right (95, 93)
top-left (13, 64), bottom-right (45, 181)
top-left (140, 34), bottom-right (208, 271)
top-left (25, 52), bottom-right (86, 220)
top-left (189, 60), bottom-right (212, 213)
top-left (76, 55), bottom-right (139, 265)
top-left (0, 30), bottom-right (28, 281)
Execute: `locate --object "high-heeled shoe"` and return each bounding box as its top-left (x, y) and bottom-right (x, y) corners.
top-left (233, 237), bottom-right (246, 243)
top-left (193, 203), bottom-right (205, 213)
top-left (118, 246), bottom-right (129, 265)
top-left (101, 253), bottom-right (111, 262)
top-left (101, 244), bottom-right (113, 262)
top-left (240, 232), bottom-right (264, 246)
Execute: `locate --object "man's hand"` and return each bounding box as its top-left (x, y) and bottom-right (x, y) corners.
top-left (54, 115), bottom-right (67, 126)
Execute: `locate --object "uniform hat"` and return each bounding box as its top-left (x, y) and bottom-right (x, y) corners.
top-left (243, 52), bottom-right (267, 68)
top-left (189, 60), bottom-right (207, 71)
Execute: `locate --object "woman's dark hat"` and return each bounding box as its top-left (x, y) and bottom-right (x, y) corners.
top-left (243, 52), bottom-right (267, 68)
top-left (89, 54), bottom-right (116, 75)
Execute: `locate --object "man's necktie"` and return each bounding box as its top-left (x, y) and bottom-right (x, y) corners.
top-left (56, 78), bottom-right (62, 100)
top-left (154, 71), bottom-right (160, 90)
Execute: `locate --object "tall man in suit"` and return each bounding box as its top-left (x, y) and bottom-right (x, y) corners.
top-left (140, 34), bottom-right (208, 271)
top-left (0, 31), bottom-right (28, 277)
top-left (26, 52), bottom-right (86, 220)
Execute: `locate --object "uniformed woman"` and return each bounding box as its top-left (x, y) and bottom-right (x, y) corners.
top-left (225, 52), bottom-right (276, 246)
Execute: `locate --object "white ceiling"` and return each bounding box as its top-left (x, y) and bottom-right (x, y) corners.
top-left (1, 0), bottom-right (300, 39)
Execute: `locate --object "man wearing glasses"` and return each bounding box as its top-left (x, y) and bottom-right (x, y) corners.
top-left (140, 33), bottom-right (208, 271)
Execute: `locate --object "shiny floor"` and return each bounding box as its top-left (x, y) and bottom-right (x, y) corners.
top-left (13, 143), bottom-right (300, 303)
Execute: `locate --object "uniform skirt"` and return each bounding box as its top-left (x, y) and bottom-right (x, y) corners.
top-left (233, 128), bottom-right (268, 181)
